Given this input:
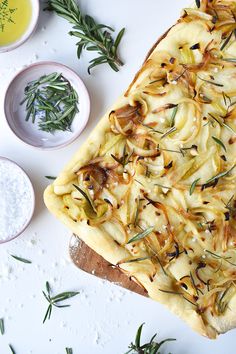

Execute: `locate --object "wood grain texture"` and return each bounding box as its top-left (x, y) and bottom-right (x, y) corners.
top-left (69, 234), bottom-right (148, 297)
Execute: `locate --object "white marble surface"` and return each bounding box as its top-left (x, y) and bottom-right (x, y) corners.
top-left (0, 1), bottom-right (235, 353)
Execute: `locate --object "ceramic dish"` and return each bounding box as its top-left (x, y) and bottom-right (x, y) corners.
top-left (0, 0), bottom-right (40, 53)
top-left (4, 61), bottom-right (90, 150)
top-left (0, 157), bottom-right (35, 244)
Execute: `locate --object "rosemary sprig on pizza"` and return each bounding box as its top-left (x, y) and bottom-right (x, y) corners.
top-left (45, 0), bottom-right (236, 339)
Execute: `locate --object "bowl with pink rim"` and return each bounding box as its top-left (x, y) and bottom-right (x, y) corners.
top-left (0, 0), bottom-right (40, 53)
top-left (0, 156), bottom-right (35, 244)
top-left (4, 61), bottom-right (90, 150)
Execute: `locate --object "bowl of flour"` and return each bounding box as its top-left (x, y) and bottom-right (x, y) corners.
top-left (0, 157), bottom-right (35, 243)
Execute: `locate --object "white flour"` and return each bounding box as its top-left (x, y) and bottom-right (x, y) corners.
top-left (0, 159), bottom-right (33, 241)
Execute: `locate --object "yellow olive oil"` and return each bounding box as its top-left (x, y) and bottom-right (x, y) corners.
top-left (0, 0), bottom-right (32, 46)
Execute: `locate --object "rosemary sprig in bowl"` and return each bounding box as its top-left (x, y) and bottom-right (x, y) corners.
top-left (20, 72), bottom-right (79, 133)
top-left (45, 0), bottom-right (125, 73)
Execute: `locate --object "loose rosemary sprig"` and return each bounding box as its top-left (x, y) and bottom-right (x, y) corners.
top-left (10, 255), bottom-right (32, 264)
top-left (43, 281), bottom-right (79, 323)
top-left (127, 227), bottom-right (154, 244)
top-left (20, 72), bottom-right (79, 133)
top-left (0, 318), bottom-right (4, 335)
top-left (46, 0), bottom-right (125, 73)
top-left (45, 176), bottom-right (57, 180)
top-left (9, 344), bottom-right (16, 354)
top-left (125, 323), bottom-right (175, 354)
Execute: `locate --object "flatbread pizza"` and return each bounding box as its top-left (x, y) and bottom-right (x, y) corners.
top-left (44, 0), bottom-right (236, 338)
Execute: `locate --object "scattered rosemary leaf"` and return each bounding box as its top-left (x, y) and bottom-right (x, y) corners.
top-left (222, 58), bottom-right (236, 63)
top-left (195, 0), bottom-right (201, 8)
top-left (190, 43), bottom-right (200, 50)
top-left (134, 197), bottom-right (140, 227)
top-left (125, 323), bottom-right (176, 354)
top-left (0, 318), bottom-right (4, 335)
top-left (45, 176), bottom-right (57, 180)
top-left (9, 345), bottom-right (16, 354)
top-left (43, 281), bottom-right (80, 323)
top-left (118, 257), bottom-right (152, 264)
top-left (138, 121), bottom-right (163, 134)
top-left (66, 348), bottom-right (73, 354)
top-left (170, 105), bottom-right (178, 127)
top-left (154, 183), bottom-right (171, 190)
top-left (221, 31), bottom-right (233, 51)
top-left (161, 126), bottom-right (177, 139)
top-left (198, 76), bottom-right (224, 87)
top-left (73, 184), bottom-right (96, 213)
top-left (212, 136), bottom-right (227, 152)
top-left (205, 164), bottom-right (236, 185)
top-left (127, 227), bottom-right (154, 244)
top-left (190, 178), bottom-right (201, 196)
top-left (222, 122), bottom-right (236, 135)
top-left (205, 250), bottom-right (236, 266)
top-left (10, 255), bottom-right (32, 264)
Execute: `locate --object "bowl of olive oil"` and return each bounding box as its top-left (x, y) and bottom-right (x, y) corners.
top-left (0, 0), bottom-right (39, 53)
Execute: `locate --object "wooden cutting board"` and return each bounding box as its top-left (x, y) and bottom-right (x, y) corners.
top-left (69, 234), bottom-right (148, 297)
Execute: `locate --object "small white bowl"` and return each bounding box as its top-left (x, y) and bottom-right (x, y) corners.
top-left (4, 61), bottom-right (90, 150)
top-left (0, 0), bottom-right (40, 53)
top-left (0, 157), bottom-right (35, 244)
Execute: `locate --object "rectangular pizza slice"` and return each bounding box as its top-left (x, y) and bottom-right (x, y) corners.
top-left (44, 0), bottom-right (236, 338)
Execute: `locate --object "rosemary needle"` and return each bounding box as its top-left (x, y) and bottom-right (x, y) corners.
top-left (10, 255), bottom-right (32, 264)
top-left (46, 0), bottom-right (125, 73)
top-left (0, 318), bottom-right (4, 335)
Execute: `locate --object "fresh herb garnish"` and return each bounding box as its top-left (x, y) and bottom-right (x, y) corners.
top-left (111, 145), bottom-right (133, 167)
top-left (195, 0), bottom-right (201, 8)
top-left (118, 257), bottom-right (152, 265)
top-left (46, 0), bottom-right (125, 73)
top-left (9, 344), bottom-right (16, 354)
top-left (212, 136), bottom-right (227, 152)
top-left (205, 164), bottom-right (236, 185)
top-left (0, 318), bottom-right (4, 335)
top-left (127, 227), bottom-right (154, 244)
top-left (222, 58), bottom-right (236, 63)
top-left (20, 73), bottom-right (79, 133)
top-left (73, 184), bottom-right (96, 213)
top-left (154, 183), bottom-right (171, 190)
top-left (208, 113), bottom-right (236, 135)
top-left (161, 126), bottom-right (177, 139)
top-left (134, 197), bottom-right (141, 227)
top-left (66, 348), bottom-right (73, 354)
top-left (43, 281), bottom-right (79, 323)
top-left (45, 176), bottom-right (57, 180)
top-left (205, 250), bottom-right (236, 266)
top-left (125, 323), bottom-right (175, 354)
top-left (170, 105), bottom-right (178, 127)
top-left (159, 289), bottom-right (197, 307)
top-left (189, 178), bottom-right (201, 196)
top-left (138, 121), bottom-right (163, 134)
top-left (0, 1), bottom-right (17, 32)
top-left (221, 31), bottom-right (233, 51)
top-left (198, 76), bottom-right (224, 87)
top-left (10, 255), bottom-right (32, 264)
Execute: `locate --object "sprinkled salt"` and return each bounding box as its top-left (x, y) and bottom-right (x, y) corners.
top-left (0, 159), bottom-right (34, 242)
